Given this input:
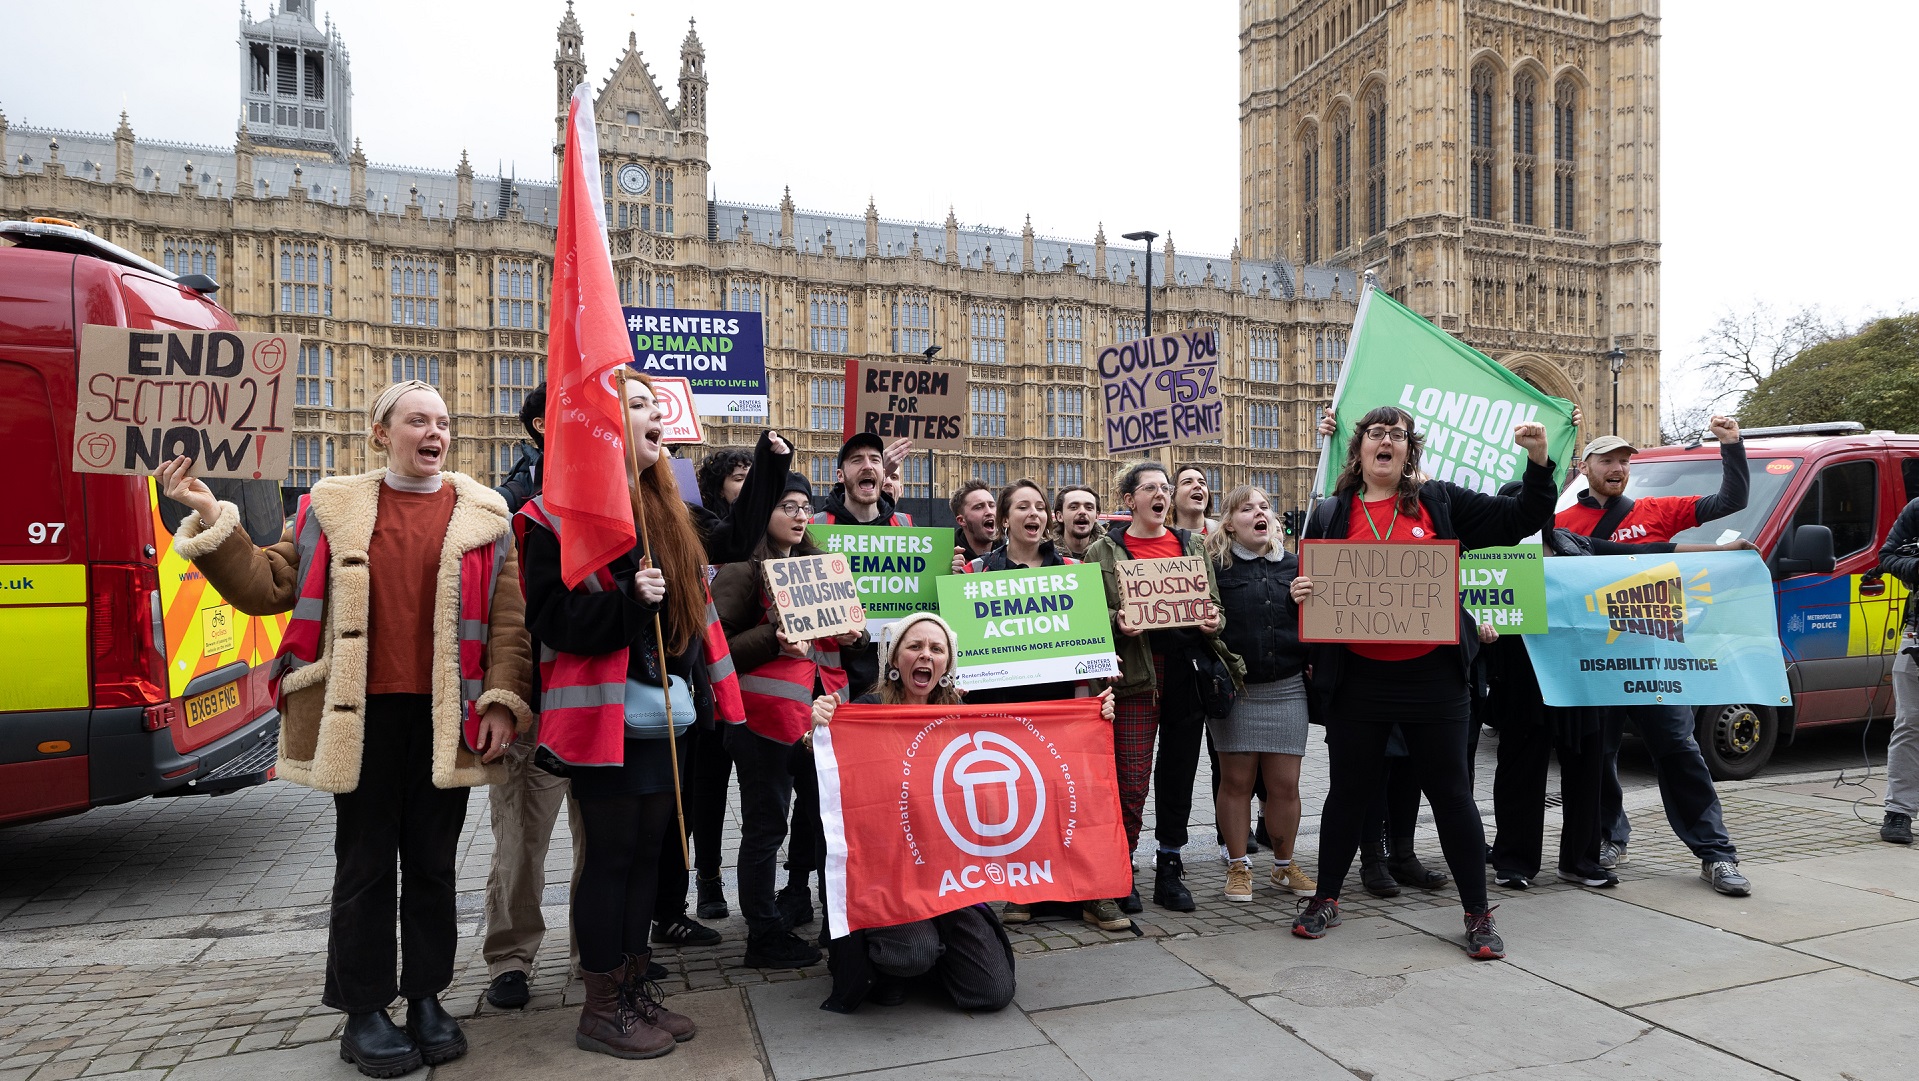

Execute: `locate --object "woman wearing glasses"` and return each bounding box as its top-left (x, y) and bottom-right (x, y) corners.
top-left (711, 474), bottom-right (861, 971)
top-left (1290, 406), bottom-right (1556, 959)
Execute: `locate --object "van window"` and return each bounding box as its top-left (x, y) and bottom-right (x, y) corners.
top-left (156, 480), bottom-right (288, 547)
top-left (1789, 459), bottom-right (1878, 559)
top-left (1902, 457), bottom-right (1919, 504)
top-left (0, 361), bottom-right (74, 562)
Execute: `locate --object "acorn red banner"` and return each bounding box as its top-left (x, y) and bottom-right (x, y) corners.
top-left (814, 698), bottom-right (1131, 936)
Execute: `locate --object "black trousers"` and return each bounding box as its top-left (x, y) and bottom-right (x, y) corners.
top-left (726, 724), bottom-right (818, 934)
top-left (1598, 706), bottom-right (1737, 862)
top-left (1490, 719), bottom-right (1606, 880)
top-left (1153, 657), bottom-right (1206, 850)
top-left (652, 792), bottom-right (692, 923)
top-left (1315, 719), bottom-right (1489, 912)
top-left (785, 735), bottom-right (823, 884)
top-left (323, 694), bottom-right (471, 1013)
top-left (688, 722), bottom-right (734, 881)
top-left (574, 789), bottom-right (677, 974)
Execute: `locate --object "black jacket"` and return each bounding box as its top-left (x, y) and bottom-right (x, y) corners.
top-left (1304, 457), bottom-right (1558, 707)
top-left (699, 431), bottom-right (793, 566)
top-left (1215, 547), bottom-right (1306, 684)
top-left (804, 493), bottom-right (909, 697)
top-left (969, 540), bottom-right (1073, 572)
top-left (814, 490), bottom-right (912, 526)
top-left (494, 445), bottom-right (542, 514)
top-left (1879, 497), bottom-right (1919, 629)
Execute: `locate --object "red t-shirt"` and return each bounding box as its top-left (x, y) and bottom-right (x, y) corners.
top-left (1344, 496), bottom-right (1442, 662)
top-left (1554, 495), bottom-right (1701, 544)
top-left (1122, 529), bottom-right (1185, 561)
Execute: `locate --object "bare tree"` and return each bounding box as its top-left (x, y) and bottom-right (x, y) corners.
top-left (1660, 392), bottom-right (1712, 446)
top-left (1692, 301), bottom-right (1847, 409)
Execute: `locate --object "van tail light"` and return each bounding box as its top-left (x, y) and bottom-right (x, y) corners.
top-left (91, 563), bottom-right (170, 709)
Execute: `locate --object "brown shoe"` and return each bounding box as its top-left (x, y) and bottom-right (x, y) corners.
top-left (623, 953), bottom-right (696, 1043)
top-left (575, 965), bottom-right (675, 1060)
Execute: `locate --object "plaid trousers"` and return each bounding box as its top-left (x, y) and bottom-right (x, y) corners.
top-left (1113, 654), bottom-right (1167, 853)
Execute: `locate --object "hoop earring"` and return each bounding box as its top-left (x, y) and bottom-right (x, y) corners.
top-left (887, 667), bottom-right (901, 683)
top-left (1404, 462), bottom-right (1415, 477)
top-left (937, 673), bottom-right (954, 688)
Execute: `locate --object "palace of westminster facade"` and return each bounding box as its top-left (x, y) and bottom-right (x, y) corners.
top-left (0, 0), bottom-right (1659, 517)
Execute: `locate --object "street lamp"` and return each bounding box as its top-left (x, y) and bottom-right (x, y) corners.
top-left (1607, 340), bottom-right (1627, 436)
top-left (1121, 229), bottom-right (1159, 339)
top-left (921, 345), bottom-right (941, 524)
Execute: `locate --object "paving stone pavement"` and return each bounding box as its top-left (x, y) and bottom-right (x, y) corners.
top-left (1, 725), bottom-right (1908, 1080)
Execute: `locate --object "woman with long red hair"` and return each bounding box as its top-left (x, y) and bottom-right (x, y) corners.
top-left (516, 372), bottom-right (716, 1060)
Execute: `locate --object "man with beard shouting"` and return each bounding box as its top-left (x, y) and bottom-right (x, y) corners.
top-left (1054, 485), bottom-right (1102, 561)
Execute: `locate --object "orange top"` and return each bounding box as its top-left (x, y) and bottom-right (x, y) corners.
top-left (366, 483), bottom-right (457, 695)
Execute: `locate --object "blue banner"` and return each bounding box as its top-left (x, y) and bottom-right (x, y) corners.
top-left (623, 306), bottom-right (767, 417)
top-left (1524, 552), bottom-right (1792, 708)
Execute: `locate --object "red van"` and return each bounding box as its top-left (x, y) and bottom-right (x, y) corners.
top-left (0, 219), bottom-right (287, 826)
top-left (1557, 422), bottom-right (1919, 779)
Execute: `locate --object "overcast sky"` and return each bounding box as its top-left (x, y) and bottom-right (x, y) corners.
top-left (4, 1), bottom-right (1912, 411)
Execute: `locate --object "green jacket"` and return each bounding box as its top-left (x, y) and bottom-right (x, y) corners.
top-left (1085, 526), bottom-right (1245, 700)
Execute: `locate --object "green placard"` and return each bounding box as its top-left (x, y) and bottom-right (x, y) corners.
top-left (1459, 544), bottom-right (1547, 635)
top-left (807, 525), bottom-right (952, 626)
top-left (936, 566), bottom-right (1119, 690)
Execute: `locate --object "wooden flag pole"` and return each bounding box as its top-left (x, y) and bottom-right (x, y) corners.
top-left (620, 378), bottom-right (691, 869)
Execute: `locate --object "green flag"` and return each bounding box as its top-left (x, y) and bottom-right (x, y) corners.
top-left (1316, 287), bottom-right (1577, 497)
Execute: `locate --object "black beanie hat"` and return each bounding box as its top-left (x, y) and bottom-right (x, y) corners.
top-left (782, 472), bottom-right (813, 500)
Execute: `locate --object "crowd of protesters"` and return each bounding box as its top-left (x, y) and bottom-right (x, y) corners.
top-left (151, 375), bottom-right (1919, 1077)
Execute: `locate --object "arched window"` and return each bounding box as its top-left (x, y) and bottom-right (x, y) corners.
top-left (1554, 78), bottom-right (1579, 231)
top-left (1329, 107), bottom-right (1353, 252)
top-left (1470, 63), bottom-right (1496, 220)
top-left (1298, 126), bottom-right (1320, 264)
top-left (1363, 90), bottom-right (1387, 237)
top-left (1512, 73), bottom-right (1538, 226)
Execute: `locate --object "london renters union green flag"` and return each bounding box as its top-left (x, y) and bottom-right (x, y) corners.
top-left (1315, 286), bottom-right (1578, 498)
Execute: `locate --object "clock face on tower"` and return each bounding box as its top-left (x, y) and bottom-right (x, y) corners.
top-left (617, 163), bottom-right (650, 196)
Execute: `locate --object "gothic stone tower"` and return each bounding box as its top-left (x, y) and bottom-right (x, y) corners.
top-left (1239, 0), bottom-right (1659, 446)
top-left (239, 0), bottom-right (353, 161)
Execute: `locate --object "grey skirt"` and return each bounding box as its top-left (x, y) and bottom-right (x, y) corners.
top-left (1206, 674), bottom-right (1309, 756)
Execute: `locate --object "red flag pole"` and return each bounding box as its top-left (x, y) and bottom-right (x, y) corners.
top-left (619, 381), bottom-right (690, 869)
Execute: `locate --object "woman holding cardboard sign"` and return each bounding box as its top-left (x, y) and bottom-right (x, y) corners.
top-left (155, 381), bottom-right (531, 1076)
top-left (1290, 406), bottom-right (1556, 960)
top-left (712, 472), bottom-right (863, 971)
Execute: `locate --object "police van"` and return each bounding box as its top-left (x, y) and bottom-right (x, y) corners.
top-left (0, 219), bottom-right (286, 826)
top-left (1558, 423), bottom-right (1919, 779)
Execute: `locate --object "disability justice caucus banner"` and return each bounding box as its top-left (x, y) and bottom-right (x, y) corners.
top-left (810, 525), bottom-right (952, 630)
top-left (1523, 551), bottom-right (1792, 708)
top-left (1316, 288), bottom-right (1577, 497)
top-left (937, 566), bottom-right (1119, 690)
top-left (814, 699), bottom-right (1132, 935)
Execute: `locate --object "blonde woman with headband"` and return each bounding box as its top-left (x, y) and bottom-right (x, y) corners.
top-left (155, 379), bottom-right (532, 1077)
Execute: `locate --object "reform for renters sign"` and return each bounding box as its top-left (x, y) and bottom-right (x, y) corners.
top-left (938, 566), bottom-right (1118, 690)
top-left (1523, 552), bottom-right (1792, 707)
top-left (623, 306), bottom-right (766, 417)
top-left (72, 325), bottom-right (298, 480)
top-left (1299, 540), bottom-right (1461, 644)
top-left (1459, 544), bottom-right (1547, 634)
top-left (842, 357), bottom-right (968, 451)
top-left (810, 525), bottom-right (952, 629)
top-left (1097, 328), bottom-right (1222, 454)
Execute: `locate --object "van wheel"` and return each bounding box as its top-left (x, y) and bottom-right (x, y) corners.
top-left (1696, 704), bottom-right (1775, 781)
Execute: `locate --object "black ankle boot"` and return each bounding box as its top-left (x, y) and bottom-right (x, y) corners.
top-left (404, 996), bottom-right (467, 1066)
top-left (696, 875), bottom-right (729, 920)
top-left (339, 1010), bottom-right (422, 1078)
top-left (1153, 851), bottom-right (1196, 912)
top-left (1359, 835), bottom-right (1400, 898)
top-left (1387, 836), bottom-right (1450, 889)
top-left (777, 878), bottom-right (815, 929)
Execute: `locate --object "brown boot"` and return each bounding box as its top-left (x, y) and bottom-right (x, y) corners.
top-left (623, 953), bottom-right (696, 1042)
top-left (575, 964), bottom-right (675, 1060)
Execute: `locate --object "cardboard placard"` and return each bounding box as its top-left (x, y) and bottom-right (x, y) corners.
top-left (1114, 555), bottom-right (1215, 631)
top-left (1458, 544), bottom-right (1547, 634)
top-left (1299, 541), bottom-right (1460, 644)
top-left (72, 325), bottom-right (299, 479)
top-left (645, 374), bottom-right (705, 444)
top-left (843, 357), bottom-right (968, 450)
top-left (762, 552), bottom-right (867, 640)
top-left (937, 565), bottom-right (1118, 690)
top-left (1096, 328), bottom-right (1222, 454)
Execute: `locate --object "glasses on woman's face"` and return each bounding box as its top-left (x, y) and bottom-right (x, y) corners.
top-left (775, 500), bottom-right (811, 519)
top-left (1132, 483), bottom-right (1172, 496)
top-left (1363, 426), bottom-right (1411, 444)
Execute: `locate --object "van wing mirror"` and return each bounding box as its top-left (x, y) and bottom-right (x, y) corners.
top-left (174, 273), bottom-right (220, 294)
top-left (1774, 523), bottom-right (1837, 578)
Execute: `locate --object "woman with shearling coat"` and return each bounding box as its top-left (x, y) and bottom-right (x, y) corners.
top-left (157, 380), bottom-right (532, 1079)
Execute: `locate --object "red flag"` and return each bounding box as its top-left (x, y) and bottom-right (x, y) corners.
top-left (814, 699), bottom-right (1132, 935)
top-left (543, 83), bottom-right (635, 589)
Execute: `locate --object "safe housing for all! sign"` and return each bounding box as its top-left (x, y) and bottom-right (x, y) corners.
top-left (762, 552), bottom-right (867, 640)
